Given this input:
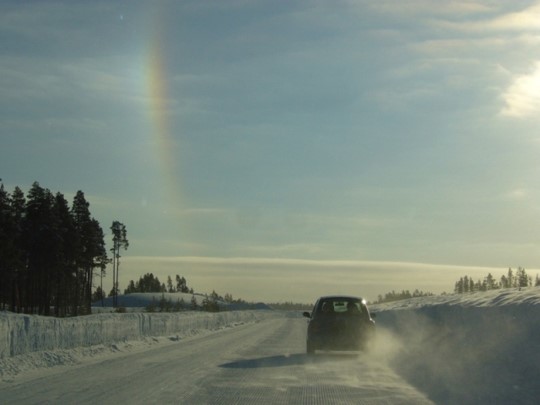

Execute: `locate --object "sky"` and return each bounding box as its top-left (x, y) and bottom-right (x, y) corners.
top-left (2, 0), bottom-right (540, 303)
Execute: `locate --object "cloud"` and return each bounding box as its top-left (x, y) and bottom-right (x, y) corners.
top-left (430, 3), bottom-right (540, 33)
top-left (501, 61), bottom-right (540, 118)
top-left (125, 256), bottom-right (500, 272)
top-left (362, 0), bottom-right (493, 17)
top-left (485, 4), bottom-right (540, 31)
top-left (377, 3), bottom-right (540, 120)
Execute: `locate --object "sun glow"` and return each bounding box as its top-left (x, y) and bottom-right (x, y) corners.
top-left (501, 61), bottom-right (540, 118)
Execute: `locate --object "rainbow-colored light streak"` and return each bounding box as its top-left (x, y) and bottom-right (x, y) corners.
top-left (145, 22), bottom-right (184, 211)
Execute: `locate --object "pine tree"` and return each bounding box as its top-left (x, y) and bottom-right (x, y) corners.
top-left (0, 182), bottom-right (110, 316)
top-left (24, 182), bottom-right (60, 315)
top-left (124, 280), bottom-right (136, 294)
top-left (52, 192), bottom-right (78, 316)
top-left (92, 286), bottom-right (105, 302)
top-left (516, 267), bottom-right (529, 288)
top-left (110, 221), bottom-right (128, 307)
top-left (455, 278), bottom-right (464, 294)
top-left (0, 183), bottom-right (17, 310)
top-left (176, 275), bottom-right (188, 293)
top-left (485, 273), bottom-right (497, 290)
top-left (72, 192), bottom-right (107, 314)
top-left (190, 295), bottom-right (198, 310)
top-left (507, 268), bottom-right (514, 288)
top-left (10, 187), bottom-right (26, 311)
top-left (500, 274), bottom-right (508, 289)
top-left (463, 276), bottom-right (469, 293)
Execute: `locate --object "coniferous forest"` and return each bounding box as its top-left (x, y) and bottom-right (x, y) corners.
top-left (0, 181), bottom-right (109, 316)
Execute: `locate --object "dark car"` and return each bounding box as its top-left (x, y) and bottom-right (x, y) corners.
top-left (303, 295), bottom-right (375, 354)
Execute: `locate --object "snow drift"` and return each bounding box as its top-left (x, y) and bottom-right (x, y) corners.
top-left (370, 287), bottom-right (540, 404)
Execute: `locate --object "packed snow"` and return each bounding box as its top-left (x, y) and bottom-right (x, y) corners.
top-left (1, 287), bottom-right (539, 404)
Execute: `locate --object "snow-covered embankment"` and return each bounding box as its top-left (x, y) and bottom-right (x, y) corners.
top-left (370, 288), bottom-right (540, 404)
top-left (0, 310), bottom-right (274, 359)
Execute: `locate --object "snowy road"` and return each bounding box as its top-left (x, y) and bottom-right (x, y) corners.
top-left (1, 316), bottom-right (432, 404)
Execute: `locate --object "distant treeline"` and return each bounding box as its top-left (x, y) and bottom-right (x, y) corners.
top-left (374, 268), bottom-right (540, 305)
top-left (119, 273), bottom-right (249, 313)
top-left (268, 301), bottom-right (313, 311)
top-left (375, 289), bottom-right (434, 304)
top-left (123, 273), bottom-right (194, 295)
top-left (454, 267), bottom-right (540, 294)
top-left (0, 182), bottom-right (109, 316)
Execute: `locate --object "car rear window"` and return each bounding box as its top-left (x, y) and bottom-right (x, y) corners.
top-left (317, 299), bottom-right (367, 315)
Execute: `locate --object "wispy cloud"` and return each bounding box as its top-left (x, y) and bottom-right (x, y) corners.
top-left (125, 255), bottom-right (501, 271)
top-left (484, 4), bottom-right (540, 31)
top-left (364, 0), bottom-right (493, 17)
top-left (430, 3), bottom-right (540, 32)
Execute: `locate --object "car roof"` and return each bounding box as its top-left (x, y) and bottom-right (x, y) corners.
top-left (317, 295), bottom-right (365, 301)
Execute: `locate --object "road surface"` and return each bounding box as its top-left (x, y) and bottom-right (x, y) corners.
top-left (1, 314), bottom-right (432, 404)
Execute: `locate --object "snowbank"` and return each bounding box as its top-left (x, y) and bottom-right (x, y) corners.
top-left (370, 286), bottom-right (540, 311)
top-left (370, 287), bottom-right (540, 404)
top-left (0, 310), bottom-right (275, 359)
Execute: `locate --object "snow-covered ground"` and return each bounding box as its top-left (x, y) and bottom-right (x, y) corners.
top-left (369, 287), bottom-right (540, 404)
top-left (1, 287), bottom-right (539, 404)
top-left (0, 308), bottom-right (277, 382)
